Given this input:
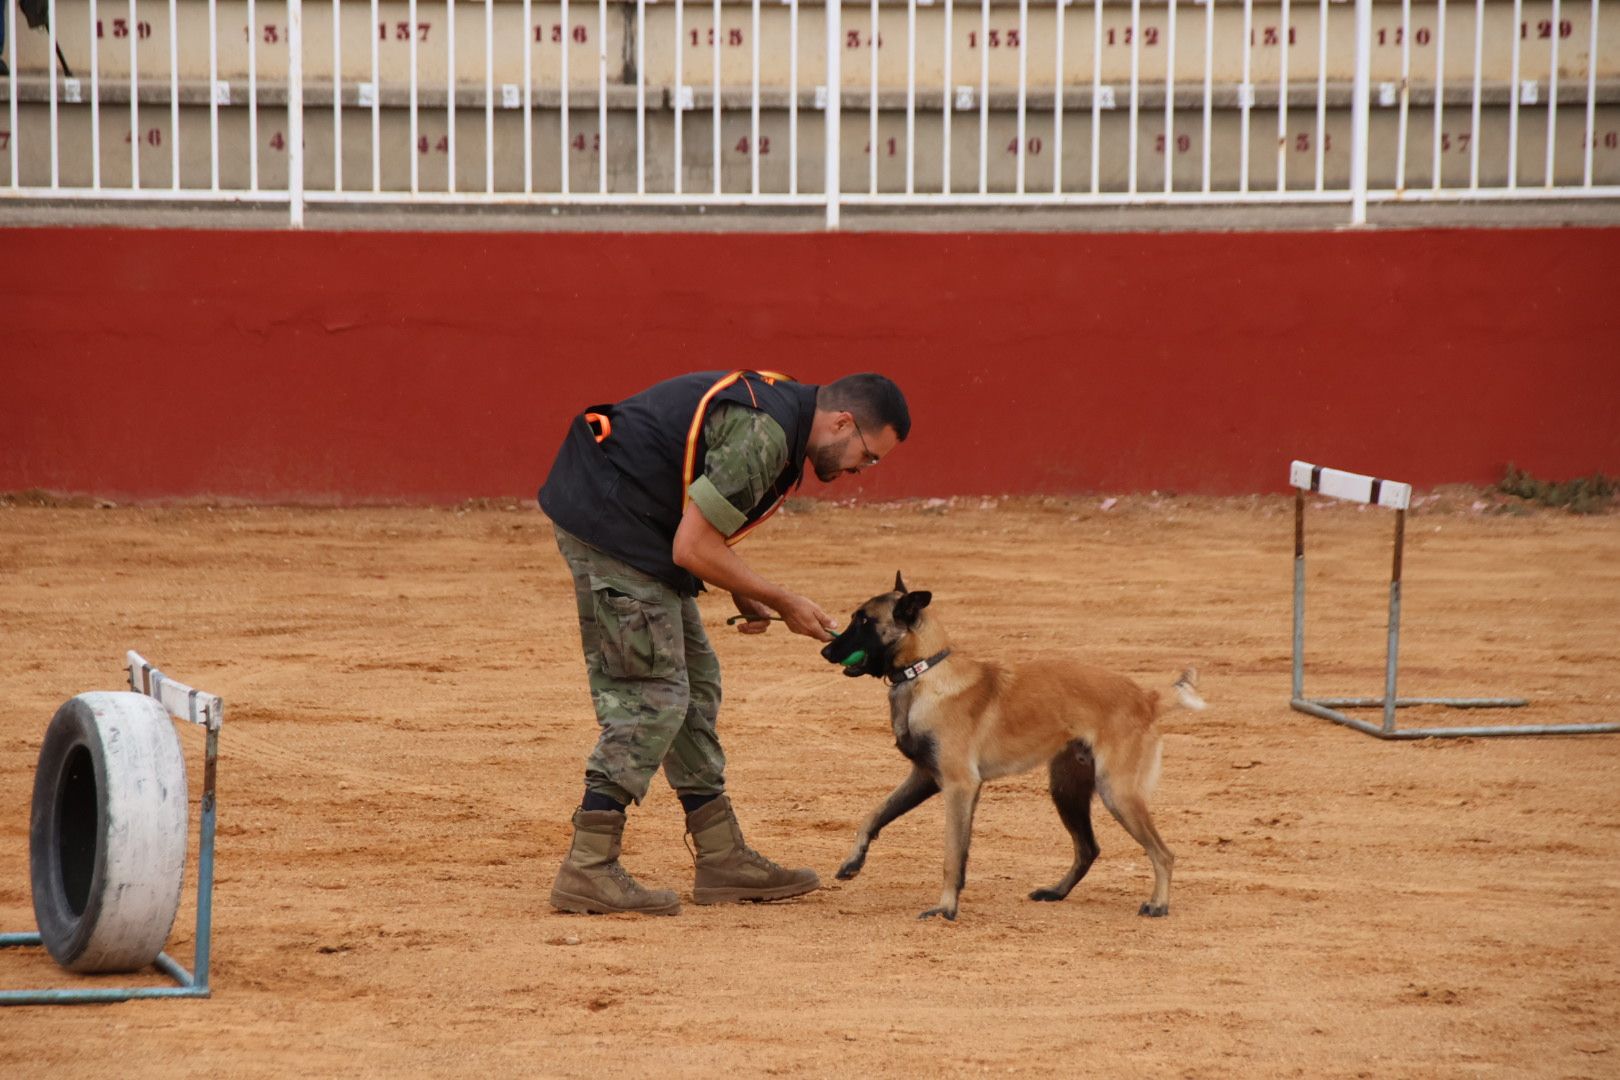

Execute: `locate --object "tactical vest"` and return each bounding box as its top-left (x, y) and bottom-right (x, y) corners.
top-left (539, 370), bottom-right (819, 596)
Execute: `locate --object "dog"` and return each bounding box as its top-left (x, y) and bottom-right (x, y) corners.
top-left (821, 573), bottom-right (1205, 921)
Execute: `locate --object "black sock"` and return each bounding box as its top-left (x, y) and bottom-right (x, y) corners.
top-left (679, 792), bottom-right (722, 815)
top-left (581, 790), bottom-right (627, 813)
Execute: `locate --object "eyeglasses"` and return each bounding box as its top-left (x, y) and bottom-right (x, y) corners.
top-left (851, 416), bottom-right (881, 469)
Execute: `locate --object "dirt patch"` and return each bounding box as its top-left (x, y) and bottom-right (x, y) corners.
top-left (1, 495), bottom-right (1616, 1078)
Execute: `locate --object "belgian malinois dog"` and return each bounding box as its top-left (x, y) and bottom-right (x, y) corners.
top-left (821, 573), bottom-right (1205, 922)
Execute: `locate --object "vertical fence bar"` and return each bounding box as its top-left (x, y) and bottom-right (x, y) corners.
top-left (637, 0), bottom-right (646, 193)
top-left (485, 0), bottom-right (494, 193)
top-left (1202, 0), bottom-right (1213, 191)
top-left (1090, 0), bottom-right (1101, 193)
top-left (1383, 508), bottom-right (1406, 734)
top-left (523, 0), bottom-right (532, 193)
top-left (1468, 0), bottom-right (1481, 187)
top-left (560, 0), bottom-right (569, 194)
top-left (1544, 0), bottom-right (1559, 186)
top-left (790, 0), bottom-right (798, 195)
top-left (906, 0), bottom-right (916, 194)
top-left (599, 0), bottom-right (605, 194)
top-left (409, 0), bottom-right (419, 192)
top-left (210, 0), bottom-right (219, 190)
top-left (1276, 0), bottom-right (1289, 190)
top-left (1239, 0), bottom-right (1251, 191)
top-left (7, 0), bottom-right (17, 189)
top-left (751, 0), bottom-right (760, 194)
top-left (1315, 0), bottom-right (1326, 189)
top-left (1396, 0), bottom-right (1411, 192)
top-left (44, 0), bottom-right (56, 188)
top-left (1054, 0), bottom-right (1066, 193)
top-left (712, 0), bottom-right (721, 194)
top-left (129, 0), bottom-right (139, 189)
top-left (870, 0), bottom-right (878, 194)
top-left (333, 0), bottom-right (343, 193)
top-left (1164, 0), bottom-right (1176, 193)
top-left (942, 0), bottom-right (952, 193)
top-left (1507, 0), bottom-right (1521, 188)
top-left (1585, 0), bottom-right (1599, 186)
top-left (977, 0), bottom-right (987, 193)
top-left (371, 0), bottom-right (381, 191)
top-left (447, 0), bottom-right (456, 193)
top-left (1128, 0), bottom-right (1139, 193)
top-left (598, 0), bottom-right (607, 194)
top-left (1350, 0), bottom-right (1371, 222)
top-left (1432, 0), bottom-right (1445, 190)
top-left (289, 0), bottom-right (304, 223)
top-left (91, 0), bottom-right (102, 189)
top-left (1015, 0), bottom-right (1027, 193)
top-left (170, 0), bottom-right (181, 188)
top-left (826, 0), bottom-right (841, 225)
top-left (248, 0), bottom-right (257, 190)
top-left (674, 0), bottom-right (682, 193)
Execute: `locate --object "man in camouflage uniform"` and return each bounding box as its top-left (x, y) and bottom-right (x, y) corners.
top-left (539, 371), bottom-right (911, 915)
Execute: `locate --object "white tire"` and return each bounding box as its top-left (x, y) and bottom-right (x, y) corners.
top-left (29, 692), bottom-right (189, 973)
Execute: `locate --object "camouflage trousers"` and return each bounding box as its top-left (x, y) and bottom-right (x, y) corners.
top-left (554, 527), bottom-right (726, 807)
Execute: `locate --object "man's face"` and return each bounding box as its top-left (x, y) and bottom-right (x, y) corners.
top-left (811, 414), bottom-right (901, 482)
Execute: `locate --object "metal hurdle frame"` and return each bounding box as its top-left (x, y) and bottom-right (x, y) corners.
top-left (1289, 460), bottom-right (1620, 740)
top-left (1, 651), bottom-right (222, 1005)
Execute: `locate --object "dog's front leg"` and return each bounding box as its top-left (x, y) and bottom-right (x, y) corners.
top-left (919, 781), bottom-right (981, 922)
top-left (837, 766), bottom-right (940, 881)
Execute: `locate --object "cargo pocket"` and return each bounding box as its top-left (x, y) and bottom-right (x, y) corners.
top-left (589, 575), bottom-right (681, 680)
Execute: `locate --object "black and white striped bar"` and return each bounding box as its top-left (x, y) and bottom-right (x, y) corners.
top-left (1289, 459), bottom-right (1412, 510)
top-left (126, 649), bottom-right (224, 730)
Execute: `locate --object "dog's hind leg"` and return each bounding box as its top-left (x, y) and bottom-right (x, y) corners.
top-left (837, 766), bottom-right (940, 881)
top-left (1098, 780), bottom-right (1175, 917)
top-left (919, 781), bottom-right (981, 922)
top-left (1031, 742), bottom-right (1100, 902)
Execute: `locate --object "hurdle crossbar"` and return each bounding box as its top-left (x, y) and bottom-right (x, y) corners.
top-left (1289, 461), bottom-right (1619, 740)
top-left (1, 652), bottom-right (222, 1005)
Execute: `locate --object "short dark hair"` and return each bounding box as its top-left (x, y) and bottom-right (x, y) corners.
top-left (818, 374), bottom-right (911, 442)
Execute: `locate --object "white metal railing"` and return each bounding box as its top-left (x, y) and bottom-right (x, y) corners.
top-left (1, 0), bottom-right (1617, 226)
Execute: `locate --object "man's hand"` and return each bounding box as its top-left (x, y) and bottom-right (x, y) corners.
top-left (673, 501), bottom-right (838, 643)
top-left (732, 594), bottom-right (775, 635)
top-left (775, 593), bottom-right (838, 642)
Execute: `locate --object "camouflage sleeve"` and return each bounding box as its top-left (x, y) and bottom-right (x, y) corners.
top-left (686, 402), bottom-right (790, 537)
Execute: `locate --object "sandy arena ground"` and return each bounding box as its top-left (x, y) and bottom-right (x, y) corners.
top-left (1, 492), bottom-right (1616, 1078)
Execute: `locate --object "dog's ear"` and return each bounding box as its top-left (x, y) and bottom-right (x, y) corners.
top-left (894, 590), bottom-right (932, 627)
top-left (894, 570), bottom-right (908, 594)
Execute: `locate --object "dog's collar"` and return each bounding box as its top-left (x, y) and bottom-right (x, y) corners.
top-left (887, 649), bottom-right (952, 685)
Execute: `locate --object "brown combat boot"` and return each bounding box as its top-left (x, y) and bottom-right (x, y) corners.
top-left (549, 809), bottom-right (681, 916)
top-left (685, 795), bottom-right (821, 904)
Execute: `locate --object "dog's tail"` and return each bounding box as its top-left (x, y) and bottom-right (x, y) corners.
top-left (1170, 666), bottom-right (1207, 711)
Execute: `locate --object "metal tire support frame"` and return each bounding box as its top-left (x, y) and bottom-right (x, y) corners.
top-left (0, 652), bottom-right (222, 1004)
top-left (1289, 460), bottom-right (1620, 740)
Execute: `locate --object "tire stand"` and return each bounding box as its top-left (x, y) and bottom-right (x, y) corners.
top-left (1, 652), bottom-right (221, 1004)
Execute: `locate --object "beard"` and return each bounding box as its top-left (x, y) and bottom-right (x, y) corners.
top-left (810, 437), bottom-right (852, 482)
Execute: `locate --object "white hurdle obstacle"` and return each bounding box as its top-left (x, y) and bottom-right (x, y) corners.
top-left (1289, 461), bottom-right (1620, 740)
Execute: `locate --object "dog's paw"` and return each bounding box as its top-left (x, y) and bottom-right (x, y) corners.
top-left (1028, 887), bottom-right (1067, 902)
top-left (1138, 902), bottom-right (1170, 918)
top-left (834, 857), bottom-right (865, 881)
top-left (917, 906), bottom-right (958, 922)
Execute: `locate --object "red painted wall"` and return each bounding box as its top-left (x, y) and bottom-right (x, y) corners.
top-left (2, 226), bottom-right (1617, 503)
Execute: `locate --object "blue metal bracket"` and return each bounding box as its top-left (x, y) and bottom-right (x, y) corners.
top-left (2, 653), bottom-right (221, 1005)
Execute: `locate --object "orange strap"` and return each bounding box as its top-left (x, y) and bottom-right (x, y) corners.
top-left (681, 370), bottom-right (795, 546)
top-left (584, 412), bottom-right (612, 443)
